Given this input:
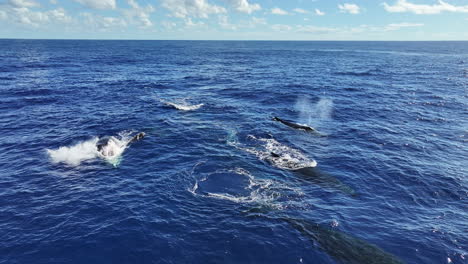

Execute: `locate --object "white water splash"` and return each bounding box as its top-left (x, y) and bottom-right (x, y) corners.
top-left (161, 98), bottom-right (204, 111)
top-left (295, 96), bottom-right (333, 126)
top-left (190, 167), bottom-right (301, 209)
top-left (47, 131), bottom-right (134, 167)
top-left (47, 138), bottom-right (99, 167)
top-left (243, 135), bottom-right (317, 170)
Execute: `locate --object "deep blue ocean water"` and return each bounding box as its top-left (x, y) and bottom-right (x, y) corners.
top-left (0, 40), bottom-right (467, 264)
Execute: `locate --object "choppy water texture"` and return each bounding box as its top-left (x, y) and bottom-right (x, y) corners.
top-left (0, 40), bottom-right (467, 264)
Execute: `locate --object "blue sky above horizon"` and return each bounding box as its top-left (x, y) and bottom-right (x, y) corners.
top-left (0, 0), bottom-right (467, 40)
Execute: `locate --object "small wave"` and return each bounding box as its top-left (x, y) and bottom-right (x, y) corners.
top-left (47, 132), bottom-right (134, 167)
top-left (243, 136), bottom-right (317, 170)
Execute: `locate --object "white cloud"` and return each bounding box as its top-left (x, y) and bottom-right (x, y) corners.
top-left (315, 8), bottom-right (325, 16)
top-left (49, 0), bottom-right (57, 4)
top-left (8, 7), bottom-right (73, 27)
top-left (383, 0), bottom-right (468, 14)
top-left (251, 16), bottom-right (266, 25)
top-left (272, 24), bottom-right (292, 31)
top-left (0, 10), bottom-right (7, 20)
top-left (74, 0), bottom-right (116, 10)
top-left (161, 0), bottom-right (226, 18)
top-left (241, 16), bottom-right (266, 28)
top-left (161, 20), bottom-right (177, 30)
top-left (80, 12), bottom-right (127, 30)
top-left (8, 0), bottom-right (38, 8)
top-left (297, 25), bottom-right (338, 34)
top-left (185, 17), bottom-right (205, 27)
top-left (127, 0), bottom-right (139, 9)
top-left (218, 15), bottom-right (237, 30)
top-left (48, 8), bottom-right (72, 23)
top-left (293, 8), bottom-right (308, 14)
top-left (384, 22), bottom-right (424, 31)
top-left (338, 3), bottom-right (360, 14)
top-left (1, 1), bottom-right (75, 27)
top-left (271, 7), bottom-right (288, 15)
top-left (123, 0), bottom-right (155, 28)
top-left (226, 0), bottom-right (261, 14)
top-left (292, 22), bottom-right (423, 36)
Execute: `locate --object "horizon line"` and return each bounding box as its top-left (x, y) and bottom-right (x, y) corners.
top-left (1, 38), bottom-right (468, 42)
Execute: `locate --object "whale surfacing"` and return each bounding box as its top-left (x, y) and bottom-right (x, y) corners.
top-left (273, 117), bottom-right (316, 132)
top-left (165, 101), bottom-right (204, 111)
top-left (96, 132), bottom-right (145, 158)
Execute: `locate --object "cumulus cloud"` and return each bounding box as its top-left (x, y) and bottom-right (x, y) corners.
top-left (48, 8), bottom-right (72, 23)
top-left (384, 22), bottom-right (424, 31)
top-left (382, 0), bottom-right (468, 14)
top-left (225, 0), bottom-right (261, 14)
top-left (8, 0), bottom-right (38, 8)
top-left (218, 15), bottom-right (236, 30)
top-left (293, 8), bottom-right (308, 14)
top-left (271, 7), bottom-right (288, 15)
top-left (338, 3), bottom-right (360, 14)
top-left (124, 0), bottom-right (155, 28)
top-left (315, 9), bottom-right (325, 16)
top-left (161, 20), bottom-right (177, 30)
top-left (74, 0), bottom-right (116, 10)
top-left (80, 12), bottom-right (127, 30)
top-left (185, 17), bottom-right (205, 27)
top-left (161, 0), bottom-right (226, 18)
top-left (7, 7), bottom-right (72, 27)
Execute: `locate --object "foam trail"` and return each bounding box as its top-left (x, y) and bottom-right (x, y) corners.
top-left (47, 138), bottom-right (99, 166)
top-left (189, 167), bottom-right (301, 209)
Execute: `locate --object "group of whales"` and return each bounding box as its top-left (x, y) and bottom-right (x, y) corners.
top-left (85, 104), bottom-right (402, 264)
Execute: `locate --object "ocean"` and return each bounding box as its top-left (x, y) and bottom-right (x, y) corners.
top-left (0, 40), bottom-right (466, 264)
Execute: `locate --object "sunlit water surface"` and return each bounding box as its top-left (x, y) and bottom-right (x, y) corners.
top-left (0, 40), bottom-right (467, 264)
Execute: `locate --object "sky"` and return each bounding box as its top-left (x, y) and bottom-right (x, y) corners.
top-left (0, 0), bottom-right (467, 40)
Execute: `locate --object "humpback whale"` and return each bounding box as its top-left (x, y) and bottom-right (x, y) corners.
top-left (273, 117), bottom-right (316, 132)
top-left (268, 152), bottom-right (356, 195)
top-left (96, 132), bottom-right (145, 157)
top-left (283, 217), bottom-right (403, 264)
top-left (294, 167), bottom-right (356, 196)
top-left (243, 212), bottom-right (403, 264)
